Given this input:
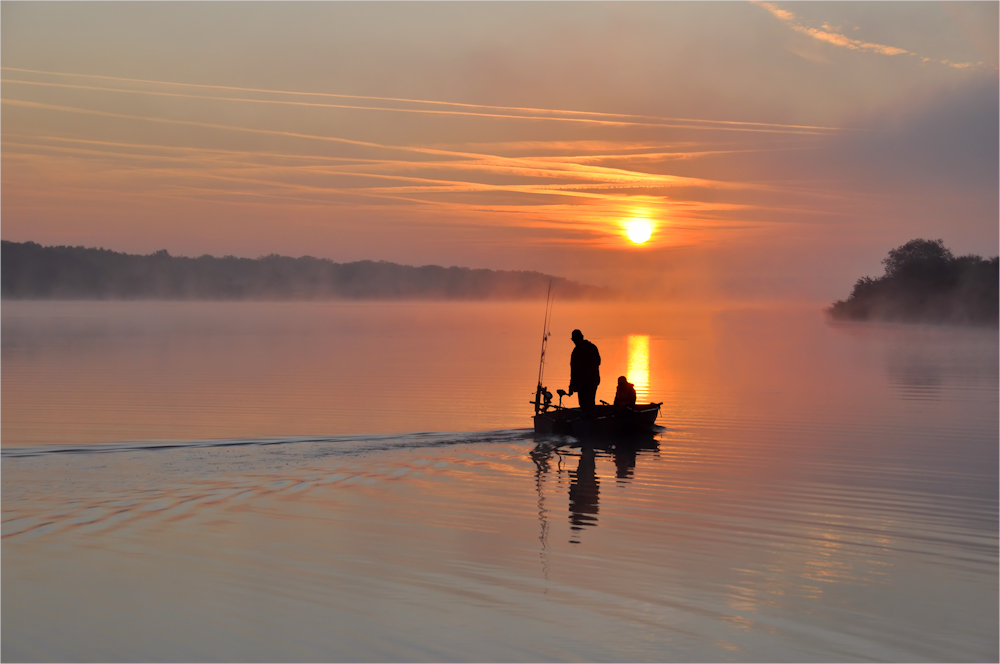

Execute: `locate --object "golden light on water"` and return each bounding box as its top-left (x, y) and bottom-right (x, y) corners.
top-left (626, 334), bottom-right (650, 400)
top-left (625, 219), bottom-right (653, 244)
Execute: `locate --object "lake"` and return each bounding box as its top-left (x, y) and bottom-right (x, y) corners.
top-left (2, 300), bottom-right (997, 661)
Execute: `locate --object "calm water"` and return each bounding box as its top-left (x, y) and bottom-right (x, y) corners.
top-left (2, 301), bottom-right (997, 661)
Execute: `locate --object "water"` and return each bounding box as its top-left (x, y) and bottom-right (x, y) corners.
top-left (2, 300), bottom-right (997, 661)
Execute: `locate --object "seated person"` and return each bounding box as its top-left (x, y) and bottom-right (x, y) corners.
top-left (614, 376), bottom-right (637, 408)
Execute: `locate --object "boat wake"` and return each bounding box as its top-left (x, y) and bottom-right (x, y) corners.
top-left (1, 428), bottom-right (535, 460)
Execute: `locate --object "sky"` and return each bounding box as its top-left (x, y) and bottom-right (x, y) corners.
top-left (2, 1), bottom-right (997, 301)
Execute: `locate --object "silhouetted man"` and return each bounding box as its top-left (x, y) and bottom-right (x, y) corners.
top-left (567, 329), bottom-right (600, 410)
top-left (614, 375), bottom-right (637, 408)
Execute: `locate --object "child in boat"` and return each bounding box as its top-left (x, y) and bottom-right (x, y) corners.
top-left (614, 376), bottom-right (637, 408)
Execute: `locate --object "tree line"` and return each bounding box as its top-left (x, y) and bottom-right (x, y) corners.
top-left (1, 241), bottom-right (613, 301)
top-left (828, 239), bottom-right (998, 325)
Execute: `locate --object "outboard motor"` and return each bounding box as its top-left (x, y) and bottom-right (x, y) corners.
top-left (534, 383), bottom-right (555, 413)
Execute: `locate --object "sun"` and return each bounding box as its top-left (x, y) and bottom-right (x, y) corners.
top-left (626, 218), bottom-right (653, 244)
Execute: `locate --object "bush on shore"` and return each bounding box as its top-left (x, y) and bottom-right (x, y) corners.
top-left (828, 239), bottom-right (998, 326)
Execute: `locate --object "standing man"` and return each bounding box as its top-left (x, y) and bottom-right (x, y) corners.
top-left (567, 329), bottom-right (601, 410)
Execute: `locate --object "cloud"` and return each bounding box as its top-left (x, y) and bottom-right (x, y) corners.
top-left (1, 76), bottom-right (803, 241)
top-left (755, 2), bottom-right (985, 69)
top-left (1, 67), bottom-right (843, 136)
top-left (831, 77), bottom-right (1000, 190)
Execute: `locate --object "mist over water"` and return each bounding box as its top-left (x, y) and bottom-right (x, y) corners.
top-left (3, 300), bottom-right (997, 661)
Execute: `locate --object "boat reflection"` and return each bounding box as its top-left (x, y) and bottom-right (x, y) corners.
top-left (531, 434), bottom-right (659, 544)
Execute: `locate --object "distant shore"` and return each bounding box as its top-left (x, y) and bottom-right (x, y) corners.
top-left (1, 240), bottom-right (613, 301)
top-left (828, 239), bottom-right (998, 326)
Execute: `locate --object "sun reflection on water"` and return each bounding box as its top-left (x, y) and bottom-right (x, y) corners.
top-left (626, 334), bottom-right (650, 401)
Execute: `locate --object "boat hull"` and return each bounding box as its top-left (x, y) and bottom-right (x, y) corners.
top-left (533, 403), bottom-right (661, 437)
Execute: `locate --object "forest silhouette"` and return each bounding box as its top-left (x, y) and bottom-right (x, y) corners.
top-left (828, 239), bottom-right (998, 326)
top-left (1, 241), bottom-right (612, 301)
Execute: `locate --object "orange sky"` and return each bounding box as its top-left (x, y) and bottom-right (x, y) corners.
top-left (2, 2), bottom-right (997, 301)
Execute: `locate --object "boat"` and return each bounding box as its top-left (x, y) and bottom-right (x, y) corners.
top-left (532, 401), bottom-right (662, 437)
top-left (529, 283), bottom-right (661, 438)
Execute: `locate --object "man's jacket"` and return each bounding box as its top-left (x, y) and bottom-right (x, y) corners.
top-left (570, 340), bottom-right (601, 391)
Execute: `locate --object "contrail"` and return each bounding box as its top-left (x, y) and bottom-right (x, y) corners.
top-left (1, 78), bottom-right (649, 129)
top-left (0, 99), bottom-right (751, 187)
top-left (2, 66), bottom-right (847, 134)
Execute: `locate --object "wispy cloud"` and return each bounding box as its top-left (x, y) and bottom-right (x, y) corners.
top-left (0, 98), bottom-right (795, 189)
top-left (1, 67), bottom-right (843, 135)
top-left (0, 66), bottom-right (866, 252)
top-left (755, 2), bottom-right (986, 69)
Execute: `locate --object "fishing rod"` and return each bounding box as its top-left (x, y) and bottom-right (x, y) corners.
top-left (533, 280), bottom-right (555, 415)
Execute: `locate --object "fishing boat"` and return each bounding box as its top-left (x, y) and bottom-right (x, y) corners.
top-left (532, 399), bottom-right (662, 437)
top-left (530, 283), bottom-right (662, 438)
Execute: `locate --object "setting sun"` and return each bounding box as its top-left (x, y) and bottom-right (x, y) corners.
top-left (626, 219), bottom-right (653, 244)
